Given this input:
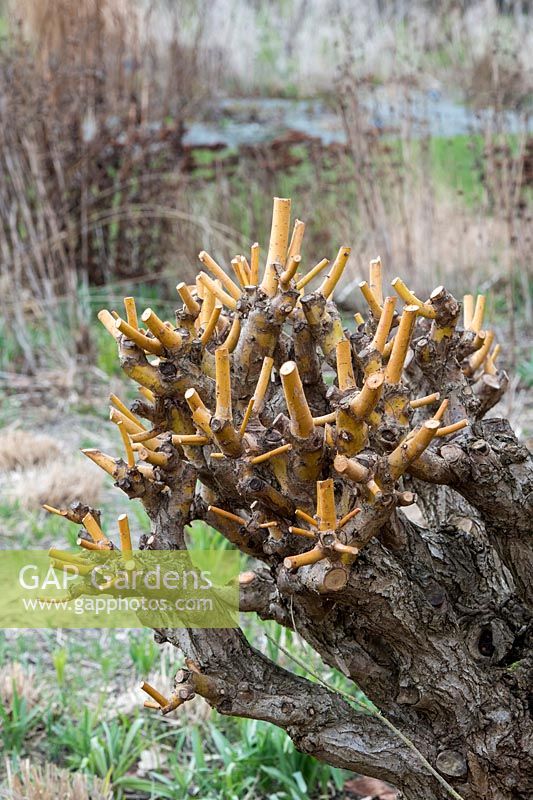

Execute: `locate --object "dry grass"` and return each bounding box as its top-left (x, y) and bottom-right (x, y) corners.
top-left (0, 430), bottom-right (62, 472)
top-left (8, 460), bottom-right (102, 511)
top-left (0, 662), bottom-right (41, 713)
top-left (4, 760), bottom-right (112, 800)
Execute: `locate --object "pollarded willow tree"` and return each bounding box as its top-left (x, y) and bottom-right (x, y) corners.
top-left (46, 199), bottom-right (532, 800)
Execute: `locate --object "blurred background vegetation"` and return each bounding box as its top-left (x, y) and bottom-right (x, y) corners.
top-left (0, 1), bottom-right (531, 798)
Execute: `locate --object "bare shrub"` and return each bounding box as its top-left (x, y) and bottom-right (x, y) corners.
top-left (8, 460), bottom-right (103, 511)
top-left (4, 759), bottom-right (112, 800)
top-left (0, 431), bottom-right (62, 472)
top-left (0, 662), bottom-right (41, 713)
top-left (0, 0), bottom-right (206, 371)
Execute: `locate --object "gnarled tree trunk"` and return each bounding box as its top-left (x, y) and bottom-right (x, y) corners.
top-left (55, 198), bottom-right (531, 800)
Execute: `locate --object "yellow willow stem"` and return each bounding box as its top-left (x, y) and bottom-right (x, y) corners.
top-left (124, 297), bottom-right (138, 329)
top-left (463, 294), bottom-right (474, 329)
top-left (177, 282), bottom-right (200, 316)
top-left (280, 360), bottom-right (314, 438)
top-left (369, 257), bottom-right (383, 305)
top-left (372, 296), bottom-right (397, 354)
top-left (287, 218), bottom-right (305, 261)
top-left (215, 347), bottom-right (232, 421)
top-left (358, 281), bottom-right (382, 318)
top-left (118, 513), bottom-right (133, 555)
top-left (141, 309), bottom-right (182, 350)
top-left (336, 339), bottom-right (356, 391)
top-left (296, 257), bottom-right (329, 291)
top-left (391, 277), bottom-right (436, 319)
top-left (316, 478), bottom-right (336, 530)
top-left (384, 305), bottom-right (418, 384)
top-left (198, 250), bottom-right (241, 300)
top-left (250, 242), bottom-right (260, 285)
top-left (319, 246), bottom-right (351, 299)
top-left (261, 197), bottom-right (291, 296)
top-left (197, 273), bottom-right (237, 311)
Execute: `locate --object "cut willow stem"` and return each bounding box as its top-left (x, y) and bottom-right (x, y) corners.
top-left (358, 281), bottom-right (382, 318)
top-left (332, 541), bottom-right (359, 556)
top-left (131, 429), bottom-right (162, 444)
top-left (369, 257), bottom-right (383, 305)
top-left (384, 305), bottom-right (418, 384)
top-left (115, 317), bottom-right (164, 356)
top-left (197, 273), bottom-right (238, 311)
top-left (210, 452), bottom-right (225, 460)
top-left (410, 392), bottom-right (440, 409)
top-left (208, 505), bottom-right (247, 526)
top-left (388, 420), bottom-right (441, 479)
top-left (185, 388), bottom-right (213, 437)
top-left (171, 434), bottom-right (209, 446)
top-left (215, 347), bottom-right (232, 421)
top-left (48, 548), bottom-right (88, 567)
top-left (118, 513), bottom-right (132, 555)
top-left (317, 478), bottom-right (336, 530)
top-left (177, 282), bottom-right (200, 316)
top-left (284, 546), bottom-right (325, 570)
top-left (250, 443), bottom-right (292, 465)
top-left (261, 197), bottom-right (291, 296)
top-left (337, 507), bottom-right (361, 529)
top-left (110, 408), bottom-right (158, 449)
top-left (336, 339), bottom-right (356, 391)
top-left (371, 296), bottom-right (396, 354)
top-left (391, 277), bottom-right (436, 319)
top-left (250, 242), bottom-right (260, 285)
top-left (433, 398), bottom-right (449, 421)
top-left (467, 329), bottom-right (495, 375)
top-left (239, 398), bottom-right (255, 438)
top-left (333, 454), bottom-right (370, 484)
top-left (144, 700), bottom-right (161, 710)
top-left (140, 681), bottom-right (169, 708)
top-left (82, 512), bottom-right (107, 544)
top-left (436, 419), bottom-right (468, 437)
top-left (117, 421), bottom-right (135, 468)
top-left (253, 356), bottom-right (274, 413)
top-left (138, 386), bottom-right (155, 403)
top-left (279, 254), bottom-right (301, 287)
top-left (295, 508), bottom-right (318, 527)
top-left (350, 371), bottom-right (384, 419)
top-left (77, 537), bottom-right (109, 552)
top-left (197, 279), bottom-right (215, 327)
top-left (51, 559), bottom-right (93, 577)
top-left (280, 361), bottom-right (314, 438)
top-left (287, 218), bottom-right (305, 262)
top-left (484, 343), bottom-right (501, 375)
top-left (354, 312), bottom-right (364, 326)
top-left (223, 317), bottom-right (241, 352)
top-left (288, 526), bottom-right (316, 540)
top-left (141, 309), bottom-right (182, 350)
top-left (198, 251), bottom-right (241, 300)
top-left (82, 448), bottom-right (117, 477)
top-left (98, 309), bottom-right (121, 340)
top-left (469, 294), bottom-right (486, 332)
top-left (319, 246), bottom-right (351, 299)
top-left (313, 411), bottom-right (337, 426)
top-left (296, 257), bottom-right (329, 291)
top-left (463, 294), bottom-right (474, 329)
top-left (42, 504), bottom-right (67, 517)
top-left (231, 256), bottom-right (248, 288)
top-left (124, 297), bottom-right (138, 329)
top-left (110, 394), bottom-right (145, 429)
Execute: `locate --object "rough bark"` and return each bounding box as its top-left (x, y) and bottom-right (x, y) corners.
top-left (68, 206), bottom-right (532, 800)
